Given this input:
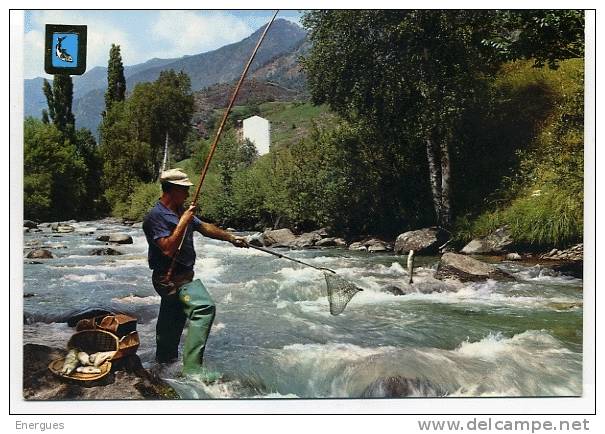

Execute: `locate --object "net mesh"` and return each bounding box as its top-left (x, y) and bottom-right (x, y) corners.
top-left (324, 272), bottom-right (363, 315)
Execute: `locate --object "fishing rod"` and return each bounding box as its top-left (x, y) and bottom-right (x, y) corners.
top-left (163, 11), bottom-right (279, 284)
top-left (250, 244), bottom-right (364, 316)
top-left (250, 245), bottom-right (336, 274)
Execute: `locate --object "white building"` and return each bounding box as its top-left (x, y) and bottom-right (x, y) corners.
top-left (242, 115), bottom-right (271, 155)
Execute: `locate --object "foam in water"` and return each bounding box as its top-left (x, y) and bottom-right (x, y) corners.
top-left (195, 257), bottom-right (226, 283)
top-left (63, 273), bottom-right (109, 283)
top-left (265, 330), bottom-right (581, 397)
top-left (111, 294), bottom-right (160, 305)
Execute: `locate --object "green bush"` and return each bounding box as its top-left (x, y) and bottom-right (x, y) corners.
top-left (119, 182), bottom-right (162, 221)
top-left (456, 59), bottom-right (584, 248)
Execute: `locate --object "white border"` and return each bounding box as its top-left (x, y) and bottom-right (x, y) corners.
top-left (7, 4), bottom-right (598, 417)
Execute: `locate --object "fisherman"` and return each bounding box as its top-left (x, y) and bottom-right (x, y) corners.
top-left (143, 168), bottom-right (248, 379)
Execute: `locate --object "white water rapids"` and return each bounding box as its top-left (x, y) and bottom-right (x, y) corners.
top-left (23, 220), bottom-right (583, 398)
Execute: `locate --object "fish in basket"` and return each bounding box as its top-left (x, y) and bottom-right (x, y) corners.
top-left (49, 314), bottom-right (140, 383)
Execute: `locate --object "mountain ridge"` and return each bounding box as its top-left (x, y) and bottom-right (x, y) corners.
top-left (24, 19), bottom-right (308, 134)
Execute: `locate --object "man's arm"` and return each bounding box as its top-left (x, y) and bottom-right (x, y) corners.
top-left (155, 205), bottom-right (197, 257)
top-left (196, 221), bottom-right (249, 248)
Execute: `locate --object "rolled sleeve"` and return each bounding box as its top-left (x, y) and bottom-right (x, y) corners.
top-left (145, 213), bottom-right (173, 241)
top-left (193, 216), bottom-right (203, 231)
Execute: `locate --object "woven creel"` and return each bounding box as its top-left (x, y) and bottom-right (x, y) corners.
top-left (48, 358), bottom-right (112, 383)
top-left (68, 329), bottom-right (119, 354)
top-left (67, 329), bottom-right (140, 360)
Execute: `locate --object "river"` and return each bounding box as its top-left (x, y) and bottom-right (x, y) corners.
top-left (22, 220), bottom-right (583, 399)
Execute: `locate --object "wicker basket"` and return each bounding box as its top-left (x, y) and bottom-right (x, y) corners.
top-left (68, 329), bottom-right (119, 354)
top-left (49, 329), bottom-right (140, 383)
top-left (67, 329), bottom-right (140, 360)
top-left (48, 358), bottom-right (112, 383)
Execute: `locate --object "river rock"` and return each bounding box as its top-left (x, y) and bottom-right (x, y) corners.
top-left (348, 242), bottom-right (367, 251)
top-left (316, 237), bottom-right (346, 247)
top-left (505, 252), bottom-right (522, 261)
top-left (367, 240), bottom-right (388, 252)
top-left (245, 233), bottom-right (265, 247)
top-left (361, 376), bottom-right (447, 398)
top-left (90, 247), bottom-right (123, 256)
top-left (290, 232), bottom-right (322, 249)
top-left (395, 227), bottom-right (448, 255)
top-left (23, 344), bottom-right (179, 400)
top-left (262, 229), bottom-right (296, 247)
top-left (540, 243), bottom-right (583, 261)
top-left (52, 224), bottom-right (75, 233)
top-left (96, 233), bottom-right (133, 244)
top-left (131, 222), bottom-right (143, 229)
top-left (349, 238), bottom-right (392, 252)
top-left (24, 220), bottom-right (38, 229)
top-left (435, 252), bottom-right (513, 282)
top-left (461, 226), bottom-right (513, 255)
top-left (26, 249), bottom-right (54, 259)
top-left (311, 227), bottom-right (330, 238)
top-left (383, 285), bottom-right (406, 296)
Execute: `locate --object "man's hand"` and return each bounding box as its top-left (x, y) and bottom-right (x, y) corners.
top-left (230, 236), bottom-right (249, 248)
top-left (181, 204), bottom-right (197, 224)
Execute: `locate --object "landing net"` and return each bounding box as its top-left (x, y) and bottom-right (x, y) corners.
top-left (324, 272), bottom-right (363, 315)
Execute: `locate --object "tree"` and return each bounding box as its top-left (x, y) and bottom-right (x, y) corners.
top-left (42, 75), bottom-right (75, 138)
top-left (99, 101), bottom-right (154, 209)
top-left (127, 70), bottom-right (194, 173)
top-left (301, 10), bottom-right (584, 229)
top-left (24, 118), bottom-right (86, 220)
top-left (105, 44), bottom-right (126, 113)
top-left (482, 10), bottom-right (584, 69)
top-left (74, 128), bottom-right (106, 217)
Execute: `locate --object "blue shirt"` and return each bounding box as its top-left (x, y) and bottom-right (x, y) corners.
top-left (142, 201), bottom-right (202, 274)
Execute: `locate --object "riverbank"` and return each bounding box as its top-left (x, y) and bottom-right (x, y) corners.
top-left (23, 344), bottom-right (178, 400)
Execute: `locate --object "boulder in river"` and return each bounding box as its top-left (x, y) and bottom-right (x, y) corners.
top-left (245, 233), bottom-right (264, 247)
top-left (24, 220), bottom-right (38, 229)
top-left (52, 224), bottom-right (75, 233)
top-left (262, 228), bottom-right (296, 247)
top-left (26, 249), bottom-right (54, 259)
top-left (367, 239), bottom-right (389, 252)
top-left (394, 227), bottom-right (449, 255)
top-left (435, 252), bottom-right (514, 282)
top-left (362, 376), bottom-right (447, 398)
top-left (96, 233), bottom-right (133, 244)
top-left (540, 243), bottom-right (583, 262)
top-left (131, 222), bottom-right (143, 229)
top-left (315, 237), bottom-right (346, 247)
top-left (310, 227), bottom-right (330, 238)
top-left (23, 344), bottom-right (179, 400)
top-left (383, 285), bottom-right (406, 296)
top-left (290, 232), bottom-right (322, 249)
top-left (461, 226), bottom-right (513, 255)
top-left (349, 237), bottom-right (392, 252)
top-left (505, 252), bottom-right (522, 261)
top-left (348, 242), bottom-right (367, 251)
top-left (90, 247), bottom-right (123, 256)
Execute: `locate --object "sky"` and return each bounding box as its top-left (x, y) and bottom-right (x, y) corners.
top-left (23, 10), bottom-right (303, 79)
